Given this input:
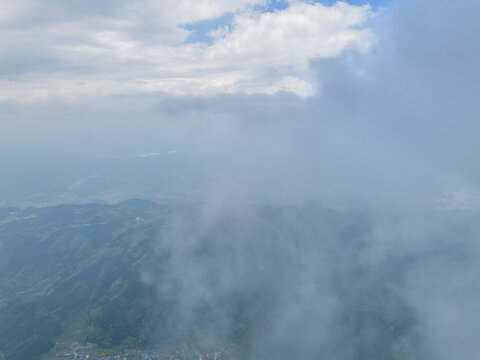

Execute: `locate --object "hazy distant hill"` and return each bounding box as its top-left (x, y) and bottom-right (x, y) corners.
top-left (0, 155), bottom-right (214, 208)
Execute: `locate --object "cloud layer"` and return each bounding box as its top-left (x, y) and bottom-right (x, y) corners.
top-left (0, 0), bottom-right (375, 100)
top-left (2, 0), bottom-right (479, 208)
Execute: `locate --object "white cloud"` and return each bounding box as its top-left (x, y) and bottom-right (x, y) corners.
top-left (208, 2), bottom-right (374, 70)
top-left (138, 152), bottom-right (162, 157)
top-left (440, 188), bottom-right (480, 210)
top-left (252, 76), bottom-right (314, 98)
top-left (0, 1), bottom-right (375, 100)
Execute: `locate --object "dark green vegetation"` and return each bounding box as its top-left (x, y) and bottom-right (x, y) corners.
top-left (0, 200), bottom-right (168, 360)
top-left (0, 200), bottom-right (414, 360)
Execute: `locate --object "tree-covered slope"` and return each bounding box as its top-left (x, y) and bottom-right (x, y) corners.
top-left (0, 200), bottom-right (168, 360)
top-left (2, 200), bottom-right (466, 360)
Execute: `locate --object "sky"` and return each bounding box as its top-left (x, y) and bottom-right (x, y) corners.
top-left (1, 0), bottom-right (479, 208)
top-left (0, 0), bottom-right (379, 99)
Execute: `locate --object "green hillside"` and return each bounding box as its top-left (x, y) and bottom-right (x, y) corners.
top-left (0, 200), bottom-right (433, 360)
top-left (0, 200), bottom-right (170, 360)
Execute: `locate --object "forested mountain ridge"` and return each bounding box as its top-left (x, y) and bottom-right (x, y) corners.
top-left (2, 200), bottom-right (473, 360)
top-left (0, 200), bottom-right (168, 360)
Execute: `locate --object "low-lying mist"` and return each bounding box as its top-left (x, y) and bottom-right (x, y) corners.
top-left (142, 200), bottom-right (480, 359)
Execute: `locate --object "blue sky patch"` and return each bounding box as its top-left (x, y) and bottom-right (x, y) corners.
top-left (316, 0), bottom-right (391, 10)
top-left (182, 12), bottom-right (234, 44)
top-left (257, 0), bottom-right (289, 13)
top-left (182, 0), bottom-right (390, 45)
